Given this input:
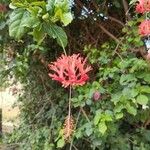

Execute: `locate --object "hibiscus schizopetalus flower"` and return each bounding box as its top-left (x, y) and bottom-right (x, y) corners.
top-left (135, 0), bottom-right (150, 13)
top-left (138, 20), bottom-right (150, 36)
top-left (48, 54), bottom-right (92, 88)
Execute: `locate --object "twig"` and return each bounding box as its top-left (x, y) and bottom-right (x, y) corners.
top-left (96, 22), bottom-right (120, 43)
top-left (76, 0), bottom-right (120, 43)
top-left (80, 107), bottom-right (90, 123)
top-left (113, 38), bottom-right (124, 61)
top-left (122, 0), bottom-right (131, 21)
top-left (72, 144), bottom-right (78, 150)
top-left (75, 0), bottom-right (121, 44)
top-left (108, 16), bottom-right (125, 27)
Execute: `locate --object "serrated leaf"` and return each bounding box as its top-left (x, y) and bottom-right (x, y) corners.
top-left (140, 86), bottom-right (150, 94)
top-left (131, 89), bottom-right (139, 97)
top-left (57, 138), bottom-right (65, 148)
top-left (75, 129), bottom-right (82, 139)
top-left (98, 122), bottom-right (107, 135)
top-left (46, 0), bottom-right (55, 13)
top-left (103, 111), bottom-right (113, 122)
top-left (25, 16), bottom-right (40, 28)
top-left (143, 74), bottom-right (150, 83)
top-left (137, 95), bottom-right (149, 105)
top-left (126, 103), bottom-right (137, 116)
top-left (85, 127), bottom-right (93, 136)
top-left (115, 113), bottom-right (123, 119)
top-left (45, 24), bottom-right (67, 48)
top-left (111, 93), bottom-right (122, 105)
top-left (114, 104), bottom-right (124, 113)
top-left (94, 114), bottom-right (101, 125)
top-left (32, 25), bottom-right (46, 44)
top-left (61, 12), bottom-right (73, 26)
top-left (9, 8), bottom-right (30, 39)
top-left (120, 74), bottom-right (136, 85)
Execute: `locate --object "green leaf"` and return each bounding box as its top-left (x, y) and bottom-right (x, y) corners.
top-left (137, 95), bottom-right (149, 105)
top-left (120, 74), bottom-right (137, 85)
top-left (129, 0), bottom-right (138, 5)
top-left (25, 16), bottom-right (40, 28)
top-left (111, 93), bottom-right (122, 105)
top-left (45, 24), bottom-right (67, 48)
top-left (85, 124), bottom-right (93, 137)
top-left (143, 74), bottom-right (150, 83)
top-left (140, 86), bottom-right (150, 94)
top-left (9, 8), bottom-right (30, 39)
top-left (57, 138), bottom-right (65, 148)
top-left (131, 89), bottom-right (139, 97)
top-left (115, 113), bottom-right (124, 119)
top-left (11, 2), bottom-right (26, 8)
top-left (94, 110), bottom-right (102, 125)
top-left (46, 0), bottom-right (55, 13)
top-left (102, 111), bottom-right (113, 122)
top-left (27, 6), bottom-right (42, 16)
top-left (53, 7), bottom-right (63, 22)
top-left (32, 25), bottom-right (46, 44)
top-left (98, 122), bottom-right (107, 135)
top-left (30, 1), bottom-right (46, 7)
top-left (126, 103), bottom-right (137, 116)
top-left (61, 12), bottom-right (73, 26)
top-left (75, 128), bottom-right (82, 139)
top-left (94, 113), bottom-right (101, 125)
top-left (114, 104), bottom-right (124, 113)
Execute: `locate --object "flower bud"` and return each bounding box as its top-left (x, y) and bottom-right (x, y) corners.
top-left (93, 91), bottom-right (101, 101)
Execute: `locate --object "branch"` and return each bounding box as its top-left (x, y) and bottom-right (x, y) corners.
top-left (95, 22), bottom-right (120, 43)
top-left (91, 0), bottom-right (99, 11)
top-left (80, 107), bottom-right (90, 123)
top-left (75, 0), bottom-right (121, 44)
top-left (113, 39), bottom-right (124, 61)
top-left (122, 0), bottom-right (131, 21)
top-left (108, 16), bottom-right (125, 27)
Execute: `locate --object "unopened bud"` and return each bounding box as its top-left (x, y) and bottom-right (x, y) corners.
top-left (93, 91), bottom-right (101, 101)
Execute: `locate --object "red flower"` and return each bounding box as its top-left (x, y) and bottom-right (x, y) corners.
top-left (135, 0), bottom-right (150, 13)
top-left (138, 20), bottom-right (150, 36)
top-left (48, 54), bottom-right (92, 88)
top-left (136, 3), bottom-right (145, 13)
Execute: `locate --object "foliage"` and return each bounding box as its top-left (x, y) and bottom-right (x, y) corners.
top-left (69, 44), bottom-right (150, 149)
top-left (9, 0), bottom-right (73, 48)
top-left (1, 0), bottom-right (150, 150)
